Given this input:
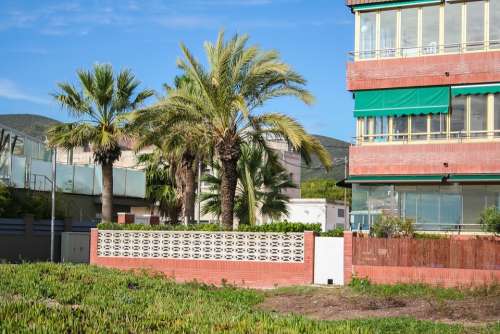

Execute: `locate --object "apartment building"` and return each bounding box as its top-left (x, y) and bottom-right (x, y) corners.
top-left (346, 0), bottom-right (500, 232)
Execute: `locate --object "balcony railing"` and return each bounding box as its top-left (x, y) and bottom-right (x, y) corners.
top-left (355, 130), bottom-right (500, 145)
top-left (349, 40), bottom-right (500, 61)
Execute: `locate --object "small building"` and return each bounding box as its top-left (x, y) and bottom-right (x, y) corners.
top-left (283, 198), bottom-right (348, 232)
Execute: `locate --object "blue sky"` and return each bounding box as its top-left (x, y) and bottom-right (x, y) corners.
top-left (0, 0), bottom-right (355, 141)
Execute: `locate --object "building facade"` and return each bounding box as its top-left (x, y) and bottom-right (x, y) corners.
top-left (346, 0), bottom-right (500, 232)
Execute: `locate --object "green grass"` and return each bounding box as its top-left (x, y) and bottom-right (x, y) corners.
top-left (348, 277), bottom-right (500, 301)
top-left (0, 263), bottom-right (498, 333)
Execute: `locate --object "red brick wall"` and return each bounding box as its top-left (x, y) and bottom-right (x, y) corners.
top-left (347, 51), bottom-right (500, 91)
top-left (90, 229), bottom-right (315, 289)
top-left (349, 142), bottom-right (500, 176)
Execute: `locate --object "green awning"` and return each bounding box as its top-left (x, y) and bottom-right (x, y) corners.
top-left (347, 175), bottom-right (445, 184)
top-left (448, 174), bottom-right (500, 182)
top-left (451, 84), bottom-right (500, 97)
top-left (353, 0), bottom-right (441, 11)
top-left (354, 86), bottom-right (450, 118)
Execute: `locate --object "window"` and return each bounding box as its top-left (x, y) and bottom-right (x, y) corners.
top-left (422, 6), bottom-right (440, 55)
top-left (380, 10), bottom-right (397, 57)
top-left (466, 1), bottom-right (485, 51)
top-left (495, 94), bottom-right (500, 133)
top-left (393, 116), bottom-right (409, 141)
top-left (445, 2), bottom-right (462, 53)
top-left (401, 8), bottom-right (419, 56)
top-left (491, 0), bottom-right (500, 49)
top-left (360, 12), bottom-right (376, 59)
top-left (338, 208), bottom-right (345, 218)
top-left (451, 96), bottom-right (466, 136)
top-left (363, 117), bottom-right (373, 141)
top-left (470, 95), bottom-right (488, 136)
top-left (430, 114), bottom-right (446, 139)
top-left (411, 115), bottom-right (428, 140)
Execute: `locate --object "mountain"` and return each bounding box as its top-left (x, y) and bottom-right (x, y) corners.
top-left (0, 114), bottom-right (61, 140)
top-left (301, 135), bottom-right (350, 181)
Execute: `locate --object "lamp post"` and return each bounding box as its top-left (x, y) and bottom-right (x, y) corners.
top-left (50, 147), bottom-right (57, 262)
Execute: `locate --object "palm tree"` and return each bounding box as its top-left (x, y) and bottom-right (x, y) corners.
top-left (201, 144), bottom-right (295, 225)
top-left (152, 31), bottom-right (332, 229)
top-left (132, 76), bottom-right (210, 224)
top-left (138, 150), bottom-right (181, 224)
top-left (47, 64), bottom-right (154, 222)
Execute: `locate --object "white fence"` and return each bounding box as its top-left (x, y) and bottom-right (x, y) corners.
top-left (97, 230), bottom-right (305, 263)
top-left (314, 237), bottom-right (344, 285)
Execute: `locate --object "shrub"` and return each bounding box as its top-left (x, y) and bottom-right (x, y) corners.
top-left (319, 227), bottom-right (344, 237)
top-left (478, 206), bottom-right (500, 235)
top-left (370, 215), bottom-right (415, 238)
top-left (97, 221), bottom-right (321, 233)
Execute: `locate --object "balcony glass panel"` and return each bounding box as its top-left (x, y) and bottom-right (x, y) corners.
top-left (466, 1), bottom-right (485, 51)
top-left (445, 2), bottom-right (462, 53)
top-left (411, 115), bottom-right (427, 140)
top-left (11, 156), bottom-right (26, 188)
top-left (113, 168), bottom-right (127, 197)
top-left (491, 0), bottom-right (500, 49)
top-left (401, 7), bottom-right (418, 56)
top-left (360, 12), bottom-right (376, 59)
top-left (125, 169), bottom-right (146, 198)
top-left (470, 95), bottom-right (488, 137)
top-left (393, 116), bottom-right (409, 141)
top-left (56, 164), bottom-right (74, 193)
top-left (450, 96), bottom-right (466, 137)
top-left (380, 10), bottom-right (397, 57)
top-left (73, 165), bottom-right (94, 195)
top-left (495, 94), bottom-right (500, 134)
top-left (430, 114), bottom-right (446, 139)
top-left (422, 5), bottom-right (440, 55)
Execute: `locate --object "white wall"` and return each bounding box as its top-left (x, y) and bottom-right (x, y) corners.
top-left (284, 199), bottom-right (349, 231)
top-left (314, 237), bottom-right (344, 285)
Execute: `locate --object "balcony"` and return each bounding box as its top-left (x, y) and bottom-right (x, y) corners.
top-left (347, 48), bottom-right (500, 91)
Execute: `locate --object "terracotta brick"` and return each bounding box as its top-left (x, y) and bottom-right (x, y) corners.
top-left (347, 51), bottom-right (500, 91)
top-left (349, 142), bottom-right (500, 176)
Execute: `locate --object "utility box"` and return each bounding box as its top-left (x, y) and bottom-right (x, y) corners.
top-left (61, 232), bottom-right (90, 263)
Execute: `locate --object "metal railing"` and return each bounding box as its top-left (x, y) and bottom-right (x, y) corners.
top-left (354, 130), bottom-right (500, 145)
top-left (349, 40), bottom-right (500, 61)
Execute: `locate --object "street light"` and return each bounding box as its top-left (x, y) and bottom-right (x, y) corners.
top-left (50, 145), bottom-right (57, 262)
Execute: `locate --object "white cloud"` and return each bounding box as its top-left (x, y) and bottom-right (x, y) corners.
top-left (0, 79), bottom-right (51, 105)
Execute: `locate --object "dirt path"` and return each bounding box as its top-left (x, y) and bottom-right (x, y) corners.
top-left (259, 287), bottom-right (500, 326)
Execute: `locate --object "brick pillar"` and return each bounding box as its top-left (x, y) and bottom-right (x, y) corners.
top-left (89, 228), bottom-right (98, 264)
top-left (344, 231), bottom-right (353, 285)
top-left (24, 214), bottom-right (34, 238)
top-left (304, 231), bottom-right (316, 284)
top-left (117, 213), bottom-right (135, 224)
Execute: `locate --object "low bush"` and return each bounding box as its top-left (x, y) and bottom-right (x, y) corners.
top-left (97, 221), bottom-right (322, 233)
top-left (370, 215), bottom-right (415, 238)
top-left (319, 227), bottom-right (344, 237)
top-left (478, 206), bottom-right (500, 235)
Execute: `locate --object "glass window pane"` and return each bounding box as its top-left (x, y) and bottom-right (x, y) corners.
top-left (445, 2), bottom-right (462, 53)
top-left (451, 96), bottom-right (466, 136)
top-left (440, 193), bottom-right (462, 230)
top-left (466, 1), bottom-right (485, 51)
top-left (352, 184), bottom-right (369, 211)
top-left (393, 116), bottom-right (409, 141)
top-left (360, 12), bottom-right (376, 59)
top-left (380, 10), bottom-right (397, 57)
top-left (430, 114), bottom-right (446, 139)
top-left (401, 8), bottom-right (419, 56)
top-left (470, 95), bottom-right (488, 136)
top-left (422, 6), bottom-right (440, 55)
top-left (374, 116), bottom-right (388, 142)
top-left (495, 94), bottom-right (500, 133)
top-left (462, 186), bottom-right (486, 230)
top-left (411, 115), bottom-right (428, 140)
top-left (491, 0), bottom-right (500, 49)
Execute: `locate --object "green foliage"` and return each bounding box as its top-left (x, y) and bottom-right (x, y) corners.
top-left (478, 206), bottom-right (500, 235)
top-left (0, 189), bottom-right (67, 219)
top-left (0, 182), bottom-right (10, 214)
top-left (97, 221), bottom-right (320, 233)
top-left (202, 144), bottom-right (295, 225)
top-left (370, 215), bottom-right (415, 238)
top-left (319, 227), bottom-right (345, 237)
top-left (301, 179), bottom-right (351, 204)
top-left (348, 277), bottom-right (500, 301)
top-left (0, 263), bottom-right (486, 333)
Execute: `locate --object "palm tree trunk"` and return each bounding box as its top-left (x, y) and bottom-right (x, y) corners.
top-left (219, 157), bottom-right (239, 230)
top-left (101, 162), bottom-right (114, 222)
top-left (183, 167), bottom-right (196, 224)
